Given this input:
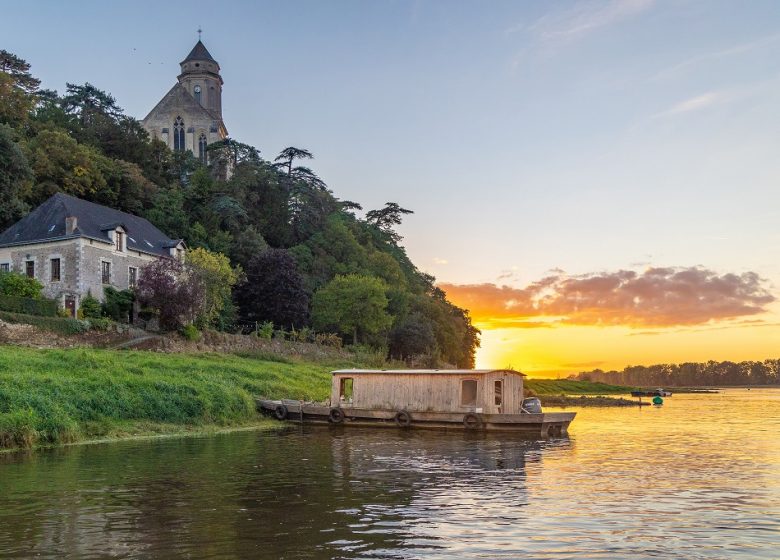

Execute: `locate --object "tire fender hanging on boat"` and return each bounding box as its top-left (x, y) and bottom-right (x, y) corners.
top-left (394, 410), bottom-right (412, 428)
top-left (274, 404), bottom-right (288, 420)
top-left (329, 407), bottom-right (345, 423)
top-left (463, 413), bottom-right (482, 429)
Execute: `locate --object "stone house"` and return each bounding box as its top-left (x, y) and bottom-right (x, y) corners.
top-left (141, 39), bottom-right (228, 161)
top-left (0, 193), bottom-right (185, 316)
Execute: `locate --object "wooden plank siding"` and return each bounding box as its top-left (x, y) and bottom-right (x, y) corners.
top-left (331, 371), bottom-right (524, 414)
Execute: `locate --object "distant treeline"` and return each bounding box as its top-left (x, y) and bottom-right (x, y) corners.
top-left (574, 359), bottom-right (780, 387)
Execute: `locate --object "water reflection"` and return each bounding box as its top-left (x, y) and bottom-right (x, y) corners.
top-left (1, 390), bottom-right (779, 559)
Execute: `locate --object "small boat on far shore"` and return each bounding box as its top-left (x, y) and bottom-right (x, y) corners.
top-left (631, 388), bottom-right (672, 397)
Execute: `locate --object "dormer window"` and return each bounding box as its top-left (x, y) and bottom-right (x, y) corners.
top-left (115, 230), bottom-right (124, 252)
top-left (194, 85), bottom-right (201, 104)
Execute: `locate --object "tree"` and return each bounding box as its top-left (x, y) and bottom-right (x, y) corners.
top-left (389, 312), bottom-right (437, 362)
top-left (186, 247), bottom-right (241, 328)
top-left (0, 271), bottom-right (43, 298)
top-left (136, 258), bottom-right (205, 330)
top-left (365, 202), bottom-right (413, 243)
top-left (0, 50), bottom-right (41, 94)
top-left (312, 274), bottom-right (392, 345)
top-left (0, 124), bottom-right (31, 229)
top-left (274, 146), bottom-right (313, 176)
top-left (234, 248), bottom-right (309, 330)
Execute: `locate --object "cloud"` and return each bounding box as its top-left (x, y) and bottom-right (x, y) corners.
top-left (433, 257), bottom-right (448, 265)
top-left (652, 33), bottom-right (780, 81)
top-left (440, 266), bottom-right (775, 329)
top-left (525, 0), bottom-right (654, 43)
top-left (653, 91), bottom-right (728, 118)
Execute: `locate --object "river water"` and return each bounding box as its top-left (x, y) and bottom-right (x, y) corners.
top-left (1, 389), bottom-right (778, 559)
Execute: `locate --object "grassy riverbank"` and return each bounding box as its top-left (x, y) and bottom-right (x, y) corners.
top-left (0, 346), bottom-right (338, 450)
top-left (524, 379), bottom-right (636, 395)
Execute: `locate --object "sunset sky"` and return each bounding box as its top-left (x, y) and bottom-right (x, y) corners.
top-left (3, 0), bottom-right (780, 376)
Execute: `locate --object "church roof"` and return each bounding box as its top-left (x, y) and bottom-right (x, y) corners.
top-left (182, 40), bottom-right (216, 63)
top-left (0, 193), bottom-right (182, 257)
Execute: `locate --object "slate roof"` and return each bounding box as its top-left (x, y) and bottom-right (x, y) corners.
top-left (0, 193), bottom-right (182, 257)
top-left (181, 40), bottom-right (216, 63)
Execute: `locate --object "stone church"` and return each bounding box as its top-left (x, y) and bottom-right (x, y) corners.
top-left (142, 40), bottom-right (228, 160)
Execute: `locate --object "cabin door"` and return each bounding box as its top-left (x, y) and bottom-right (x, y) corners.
top-left (493, 379), bottom-right (503, 414)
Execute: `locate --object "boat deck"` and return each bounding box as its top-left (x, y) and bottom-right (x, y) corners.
top-left (257, 399), bottom-right (575, 437)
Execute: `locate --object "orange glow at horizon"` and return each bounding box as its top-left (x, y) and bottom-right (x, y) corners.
top-left (473, 322), bottom-right (780, 378)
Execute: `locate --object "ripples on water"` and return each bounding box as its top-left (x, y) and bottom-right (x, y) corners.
top-left (1, 389), bottom-right (778, 559)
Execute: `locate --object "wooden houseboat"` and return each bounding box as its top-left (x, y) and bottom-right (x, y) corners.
top-left (258, 369), bottom-right (575, 437)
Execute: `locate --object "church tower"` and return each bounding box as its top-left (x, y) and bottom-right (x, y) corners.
top-left (141, 39), bottom-right (228, 161)
top-left (178, 40), bottom-right (224, 120)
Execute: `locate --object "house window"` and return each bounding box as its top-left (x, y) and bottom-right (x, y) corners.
top-left (198, 133), bottom-right (207, 163)
top-left (115, 231), bottom-right (124, 252)
top-left (461, 379), bottom-right (478, 407)
top-left (101, 261), bottom-right (111, 284)
top-left (50, 258), bottom-right (61, 282)
top-left (128, 267), bottom-right (137, 289)
top-left (194, 85), bottom-right (201, 104)
top-left (25, 261), bottom-right (34, 278)
top-left (494, 380), bottom-right (503, 407)
top-left (173, 116), bottom-right (185, 151)
top-left (0, 263), bottom-right (8, 273)
top-left (339, 378), bottom-right (353, 403)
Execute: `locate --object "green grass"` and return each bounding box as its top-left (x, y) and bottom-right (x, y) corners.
top-left (525, 379), bottom-right (635, 395)
top-left (0, 346), bottom-right (336, 450)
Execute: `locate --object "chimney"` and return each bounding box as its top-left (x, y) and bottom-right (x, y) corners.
top-left (65, 216), bottom-right (78, 235)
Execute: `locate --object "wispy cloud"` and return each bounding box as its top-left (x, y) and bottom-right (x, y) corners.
top-left (652, 33), bottom-right (780, 81)
top-left (522, 0), bottom-right (654, 43)
top-left (651, 90), bottom-right (731, 119)
top-left (440, 266), bottom-right (775, 329)
top-left (433, 257), bottom-right (448, 265)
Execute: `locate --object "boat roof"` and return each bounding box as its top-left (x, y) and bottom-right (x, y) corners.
top-left (331, 369), bottom-right (525, 376)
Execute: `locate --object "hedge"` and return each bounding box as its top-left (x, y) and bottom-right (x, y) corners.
top-left (0, 294), bottom-right (57, 317)
top-left (0, 311), bottom-right (89, 335)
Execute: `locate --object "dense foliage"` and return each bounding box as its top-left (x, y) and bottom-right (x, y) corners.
top-left (576, 360), bottom-right (780, 387)
top-left (0, 49), bottom-right (480, 366)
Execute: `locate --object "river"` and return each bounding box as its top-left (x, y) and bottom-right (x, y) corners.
top-left (1, 389), bottom-right (778, 559)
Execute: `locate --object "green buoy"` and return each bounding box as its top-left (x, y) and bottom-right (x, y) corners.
top-left (652, 395), bottom-right (664, 405)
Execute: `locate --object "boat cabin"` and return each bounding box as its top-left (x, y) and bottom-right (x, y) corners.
top-left (331, 369), bottom-right (526, 415)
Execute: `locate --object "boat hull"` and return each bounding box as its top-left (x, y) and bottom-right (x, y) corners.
top-left (257, 400), bottom-right (575, 437)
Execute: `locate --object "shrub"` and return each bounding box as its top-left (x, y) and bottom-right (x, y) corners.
top-left (0, 294), bottom-right (57, 316)
top-left (80, 292), bottom-right (102, 319)
top-left (315, 332), bottom-right (343, 348)
top-left (88, 317), bottom-right (113, 331)
top-left (181, 323), bottom-right (201, 341)
top-left (102, 287), bottom-right (134, 322)
top-left (254, 320), bottom-right (274, 339)
top-left (0, 271), bottom-right (43, 298)
top-left (136, 258), bottom-right (206, 330)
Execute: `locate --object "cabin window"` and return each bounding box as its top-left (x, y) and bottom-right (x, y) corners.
top-left (25, 261), bottom-right (34, 278)
top-left (50, 258), bottom-right (61, 282)
top-left (461, 379), bottom-right (477, 407)
top-left (494, 380), bottom-right (503, 406)
top-left (339, 377), bottom-right (353, 403)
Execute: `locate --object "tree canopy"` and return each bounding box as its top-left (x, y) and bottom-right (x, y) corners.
top-left (0, 49), bottom-right (481, 366)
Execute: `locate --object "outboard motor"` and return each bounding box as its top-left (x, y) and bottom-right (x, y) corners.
top-left (521, 397), bottom-right (542, 414)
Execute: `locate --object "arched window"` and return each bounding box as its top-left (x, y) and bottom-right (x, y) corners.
top-left (198, 133), bottom-right (207, 163)
top-left (173, 116), bottom-right (185, 151)
top-left (194, 85), bottom-right (201, 104)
